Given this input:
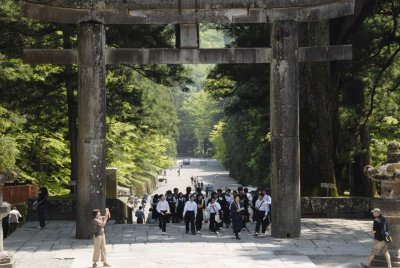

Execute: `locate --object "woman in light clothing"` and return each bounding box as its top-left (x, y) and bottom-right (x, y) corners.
top-left (92, 208), bottom-right (111, 268)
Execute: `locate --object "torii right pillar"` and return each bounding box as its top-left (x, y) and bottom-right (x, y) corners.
top-left (271, 20), bottom-right (301, 238)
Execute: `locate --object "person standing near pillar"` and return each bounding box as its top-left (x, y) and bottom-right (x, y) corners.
top-left (156, 194), bottom-right (170, 235)
top-left (230, 196), bottom-right (244, 240)
top-left (92, 208), bottom-right (111, 268)
top-left (183, 195), bottom-right (197, 235)
top-left (360, 208), bottom-right (392, 268)
top-left (262, 189), bottom-right (272, 227)
top-left (254, 193), bottom-right (269, 236)
top-left (34, 186), bottom-right (48, 229)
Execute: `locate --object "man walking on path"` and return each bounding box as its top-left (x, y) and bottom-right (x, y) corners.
top-left (360, 208), bottom-right (392, 268)
top-left (254, 193), bottom-right (269, 236)
top-left (156, 194), bottom-right (170, 235)
top-left (183, 195), bottom-right (197, 235)
top-left (8, 206), bottom-right (22, 235)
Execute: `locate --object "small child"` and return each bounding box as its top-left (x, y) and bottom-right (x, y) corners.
top-left (135, 206), bottom-right (145, 224)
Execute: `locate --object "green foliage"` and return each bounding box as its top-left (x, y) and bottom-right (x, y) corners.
top-left (177, 91), bottom-right (222, 156)
top-left (0, 0), bottom-right (187, 195)
top-left (0, 106), bottom-right (25, 174)
top-left (209, 121), bottom-right (226, 161)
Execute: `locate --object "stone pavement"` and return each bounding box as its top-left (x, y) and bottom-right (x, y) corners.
top-left (4, 158), bottom-right (375, 268)
top-left (5, 218), bottom-right (373, 268)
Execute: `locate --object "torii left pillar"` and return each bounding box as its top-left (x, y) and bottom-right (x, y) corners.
top-left (76, 22), bottom-right (107, 239)
top-left (271, 21), bottom-right (301, 238)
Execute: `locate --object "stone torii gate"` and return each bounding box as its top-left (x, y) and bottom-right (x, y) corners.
top-left (21, 0), bottom-right (354, 239)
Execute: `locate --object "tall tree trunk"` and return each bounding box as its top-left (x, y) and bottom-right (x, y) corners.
top-left (299, 21), bottom-right (338, 196)
top-left (63, 26), bottom-right (78, 194)
top-left (351, 114), bottom-right (373, 196)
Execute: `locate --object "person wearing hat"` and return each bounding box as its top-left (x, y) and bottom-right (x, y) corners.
top-left (360, 208), bottom-right (392, 268)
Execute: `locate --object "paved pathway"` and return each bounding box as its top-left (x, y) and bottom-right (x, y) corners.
top-left (4, 158), bottom-right (373, 268)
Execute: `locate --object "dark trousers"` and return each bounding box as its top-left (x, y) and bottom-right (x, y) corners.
top-left (38, 206), bottom-right (46, 228)
top-left (9, 222), bottom-right (18, 235)
top-left (185, 211), bottom-right (195, 234)
top-left (196, 212), bottom-right (203, 231)
top-left (243, 208), bottom-right (250, 223)
top-left (222, 207), bottom-right (230, 226)
top-left (209, 213), bottom-right (220, 233)
top-left (255, 213), bottom-right (269, 233)
top-left (158, 211), bottom-right (168, 232)
top-left (232, 218), bottom-right (242, 236)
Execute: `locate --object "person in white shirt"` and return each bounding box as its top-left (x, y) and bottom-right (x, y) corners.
top-left (254, 193), bottom-right (270, 236)
top-left (262, 190), bottom-right (272, 225)
top-left (183, 195), bottom-right (197, 235)
top-left (207, 197), bottom-right (221, 234)
top-left (8, 206), bottom-right (22, 235)
top-left (156, 194), bottom-right (170, 234)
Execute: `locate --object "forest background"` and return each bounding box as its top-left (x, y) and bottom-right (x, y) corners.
top-left (0, 0), bottom-right (398, 197)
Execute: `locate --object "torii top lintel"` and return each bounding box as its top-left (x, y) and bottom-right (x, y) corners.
top-left (22, 0), bottom-right (354, 24)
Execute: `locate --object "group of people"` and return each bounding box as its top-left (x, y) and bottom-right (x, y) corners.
top-left (149, 186), bottom-right (272, 240)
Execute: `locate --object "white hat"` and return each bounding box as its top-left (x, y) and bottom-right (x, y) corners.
top-left (371, 208), bottom-right (381, 213)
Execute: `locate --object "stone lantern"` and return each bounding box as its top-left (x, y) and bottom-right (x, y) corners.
top-left (0, 171), bottom-right (17, 267)
top-left (365, 141), bottom-right (400, 267)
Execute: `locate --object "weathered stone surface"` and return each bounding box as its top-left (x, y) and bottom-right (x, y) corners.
top-left (23, 49), bottom-right (77, 65)
top-left (24, 46), bottom-right (351, 65)
top-left (27, 198), bottom-right (128, 224)
top-left (106, 168), bottom-right (117, 199)
top-left (106, 48), bottom-right (271, 64)
top-left (270, 21), bottom-right (301, 239)
top-left (298, 45), bottom-right (352, 62)
top-left (22, 0), bottom-right (350, 9)
top-left (21, 0), bottom-right (355, 24)
top-left (76, 22), bottom-right (106, 239)
top-left (387, 141), bottom-right (400, 163)
top-left (302, 197), bottom-right (371, 218)
top-left (177, 24), bottom-right (199, 48)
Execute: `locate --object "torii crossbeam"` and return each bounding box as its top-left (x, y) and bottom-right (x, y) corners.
top-left (21, 0), bottom-right (354, 239)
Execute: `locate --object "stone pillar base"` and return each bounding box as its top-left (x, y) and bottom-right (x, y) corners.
top-left (0, 260), bottom-right (16, 268)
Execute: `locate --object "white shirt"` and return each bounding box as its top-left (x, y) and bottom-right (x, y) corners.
top-left (183, 201), bottom-right (197, 217)
top-left (255, 199), bottom-right (269, 216)
top-left (207, 202), bottom-right (221, 214)
top-left (224, 194), bottom-right (233, 204)
top-left (9, 209), bottom-right (22, 223)
top-left (156, 200), bottom-right (170, 213)
top-left (263, 194), bottom-right (272, 205)
top-left (246, 192), bottom-right (253, 202)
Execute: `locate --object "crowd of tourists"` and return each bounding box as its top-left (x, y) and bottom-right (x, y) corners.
top-left (148, 184), bottom-right (272, 240)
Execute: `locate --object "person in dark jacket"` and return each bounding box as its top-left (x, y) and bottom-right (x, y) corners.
top-left (35, 186), bottom-right (48, 229)
top-left (360, 208), bottom-right (392, 268)
top-left (230, 195), bottom-right (244, 240)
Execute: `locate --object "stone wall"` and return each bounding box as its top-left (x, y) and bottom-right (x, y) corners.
top-left (27, 197), bottom-right (129, 224)
top-left (301, 197), bottom-right (372, 218)
top-left (25, 197), bottom-right (373, 223)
